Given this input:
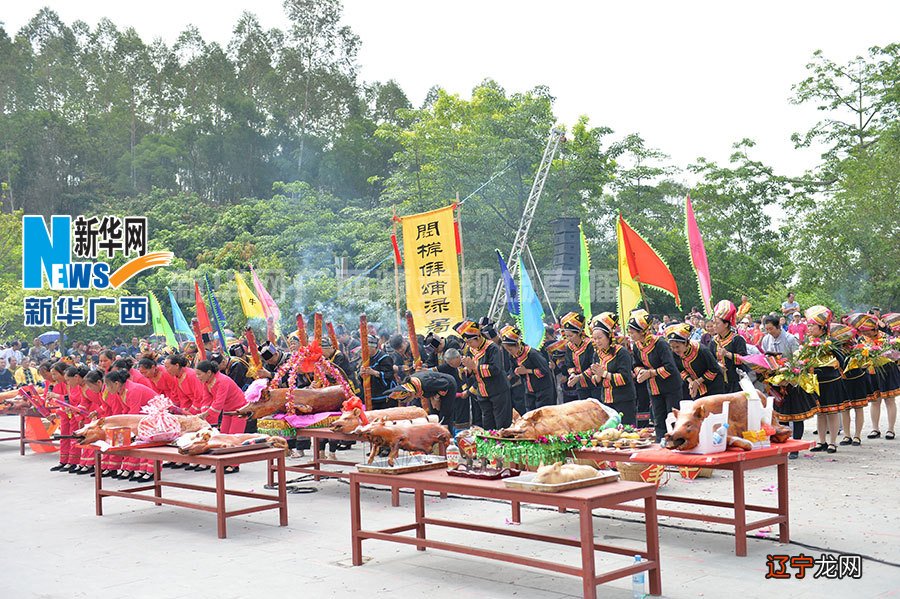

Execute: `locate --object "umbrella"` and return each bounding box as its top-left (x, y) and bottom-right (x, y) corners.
top-left (38, 331), bottom-right (64, 344)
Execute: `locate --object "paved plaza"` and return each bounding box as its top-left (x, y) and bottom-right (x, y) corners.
top-left (1, 419), bottom-right (897, 598)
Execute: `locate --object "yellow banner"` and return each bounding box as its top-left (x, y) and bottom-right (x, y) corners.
top-left (400, 205), bottom-right (463, 336)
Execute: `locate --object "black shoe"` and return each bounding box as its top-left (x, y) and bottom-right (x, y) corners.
top-left (59, 464), bottom-right (74, 472)
top-left (50, 463), bottom-right (65, 472)
top-left (224, 466), bottom-right (239, 474)
top-left (839, 437), bottom-right (853, 446)
top-left (886, 431), bottom-right (896, 440)
top-left (69, 465), bottom-right (84, 474)
top-left (852, 437), bottom-right (861, 446)
top-left (809, 442), bottom-right (828, 452)
top-left (100, 469), bottom-right (114, 478)
top-left (128, 471), bottom-right (141, 481)
top-left (788, 452), bottom-right (799, 459)
top-left (194, 465), bottom-right (210, 472)
top-left (867, 430), bottom-right (881, 439)
top-left (80, 466), bottom-right (95, 476)
top-left (170, 463), bottom-right (185, 469)
top-left (184, 464), bottom-right (198, 471)
top-left (826, 444), bottom-right (837, 453)
top-left (115, 470), bottom-right (132, 480)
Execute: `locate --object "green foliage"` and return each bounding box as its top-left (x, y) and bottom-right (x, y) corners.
top-left (0, 5), bottom-right (896, 342)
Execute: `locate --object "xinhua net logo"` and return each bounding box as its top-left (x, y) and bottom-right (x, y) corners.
top-left (23, 215), bottom-right (172, 291)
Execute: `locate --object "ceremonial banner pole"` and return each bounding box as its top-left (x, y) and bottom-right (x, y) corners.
top-left (456, 193), bottom-right (468, 315)
top-left (392, 207), bottom-right (402, 333)
top-left (360, 314), bottom-right (372, 410)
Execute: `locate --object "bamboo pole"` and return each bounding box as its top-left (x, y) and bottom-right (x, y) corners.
top-left (359, 314), bottom-right (372, 410)
top-left (392, 207), bottom-right (402, 333)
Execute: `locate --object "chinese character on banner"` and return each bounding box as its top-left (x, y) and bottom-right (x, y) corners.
top-left (400, 205), bottom-right (463, 337)
top-left (120, 296), bottom-right (148, 325)
top-left (23, 297), bottom-right (53, 327)
top-left (98, 216), bottom-right (124, 257)
top-left (55, 296), bottom-right (85, 326)
top-left (790, 554), bottom-right (815, 579)
top-left (87, 297), bottom-right (117, 326)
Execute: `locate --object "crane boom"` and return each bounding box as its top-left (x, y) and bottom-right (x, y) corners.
top-left (487, 127), bottom-right (564, 321)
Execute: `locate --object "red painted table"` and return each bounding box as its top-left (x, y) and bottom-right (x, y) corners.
top-left (267, 427), bottom-right (445, 506)
top-left (349, 468), bottom-right (661, 599)
top-left (96, 445), bottom-right (288, 539)
top-left (0, 413), bottom-right (58, 455)
top-left (573, 438), bottom-right (812, 556)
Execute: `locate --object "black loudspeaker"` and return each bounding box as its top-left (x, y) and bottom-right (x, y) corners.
top-left (546, 218), bottom-right (581, 304)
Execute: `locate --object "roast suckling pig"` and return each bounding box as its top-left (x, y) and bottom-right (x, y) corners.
top-left (498, 399), bottom-right (611, 439)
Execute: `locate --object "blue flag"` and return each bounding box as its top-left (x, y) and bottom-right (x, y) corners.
top-left (496, 250), bottom-right (519, 316)
top-left (204, 274), bottom-right (229, 352)
top-left (518, 257), bottom-right (545, 348)
top-left (167, 287), bottom-right (193, 338)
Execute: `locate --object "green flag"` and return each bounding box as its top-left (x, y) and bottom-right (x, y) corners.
top-left (149, 291), bottom-right (178, 348)
top-left (579, 224), bottom-right (592, 321)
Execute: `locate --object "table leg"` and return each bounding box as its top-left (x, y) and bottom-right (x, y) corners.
top-left (350, 477), bottom-right (363, 566)
top-left (267, 458), bottom-right (275, 488)
top-left (153, 459), bottom-right (162, 506)
top-left (19, 414), bottom-right (25, 456)
top-left (579, 505), bottom-right (597, 599)
top-left (415, 489), bottom-right (426, 551)
top-left (313, 445), bottom-right (321, 482)
top-left (391, 486), bottom-right (400, 507)
top-left (215, 463), bottom-right (226, 539)
top-left (777, 457), bottom-right (790, 543)
top-left (645, 494), bottom-right (662, 596)
top-left (277, 454), bottom-right (288, 526)
top-left (733, 462), bottom-right (747, 556)
top-left (511, 500), bottom-right (521, 524)
top-left (94, 450), bottom-right (103, 516)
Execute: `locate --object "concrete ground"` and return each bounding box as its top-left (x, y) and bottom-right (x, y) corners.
top-left (1, 416), bottom-right (898, 598)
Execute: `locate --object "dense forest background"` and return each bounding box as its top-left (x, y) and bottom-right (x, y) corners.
top-left (1, 1), bottom-right (898, 341)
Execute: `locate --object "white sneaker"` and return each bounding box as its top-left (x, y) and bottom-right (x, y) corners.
top-left (289, 449), bottom-right (305, 460)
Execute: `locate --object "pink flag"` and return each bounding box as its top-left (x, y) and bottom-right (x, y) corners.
top-left (685, 195), bottom-right (713, 316)
top-left (250, 265), bottom-right (282, 336)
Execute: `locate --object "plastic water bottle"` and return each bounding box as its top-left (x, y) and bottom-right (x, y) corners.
top-left (712, 422), bottom-right (730, 445)
top-left (632, 554), bottom-right (645, 598)
top-left (446, 441), bottom-right (460, 470)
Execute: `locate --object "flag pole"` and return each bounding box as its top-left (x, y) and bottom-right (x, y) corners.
top-left (456, 193), bottom-right (468, 316)
top-left (524, 244), bottom-right (557, 323)
top-left (392, 207), bottom-right (402, 333)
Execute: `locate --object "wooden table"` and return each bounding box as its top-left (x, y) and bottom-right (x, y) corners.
top-left (95, 445), bottom-right (288, 539)
top-left (0, 413), bottom-right (57, 455)
top-left (267, 428), bottom-right (443, 506)
top-left (349, 468), bottom-right (661, 599)
top-left (573, 438), bottom-right (812, 556)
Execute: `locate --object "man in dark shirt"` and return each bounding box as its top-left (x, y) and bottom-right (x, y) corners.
top-left (456, 319), bottom-right (511, 429)
top-left (437, 348), bottom-right (473, 431)
top-left (359, 335), bottom-right (396, 409)
top-left (0, 358), bottom-right (15, 390)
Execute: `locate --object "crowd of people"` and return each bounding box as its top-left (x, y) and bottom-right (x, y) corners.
top-left (2, 292), bottom-right (897, 475)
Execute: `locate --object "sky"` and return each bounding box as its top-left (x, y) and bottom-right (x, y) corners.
top-left (4, 1), bottom-right (899, 181)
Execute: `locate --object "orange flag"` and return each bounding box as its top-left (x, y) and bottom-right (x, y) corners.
top-left (618, 215), bottom-right (681, 309)
top-left (25, 416), bottom-right (59, 453)
top-left (194, 281), bottom-right (212, 334)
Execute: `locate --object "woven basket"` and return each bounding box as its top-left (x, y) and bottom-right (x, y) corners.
top-left (615, 461), bottom-right (668, 487)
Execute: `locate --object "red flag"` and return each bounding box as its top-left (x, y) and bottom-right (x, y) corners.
top-left (618, 215), bottom-right (681, 308)
top-left (391, 233), bottom-right (402, 265)
top-left (194, 281), bottom-right (212, 334)
top-left (453, 220), bottom-right (462, 255)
